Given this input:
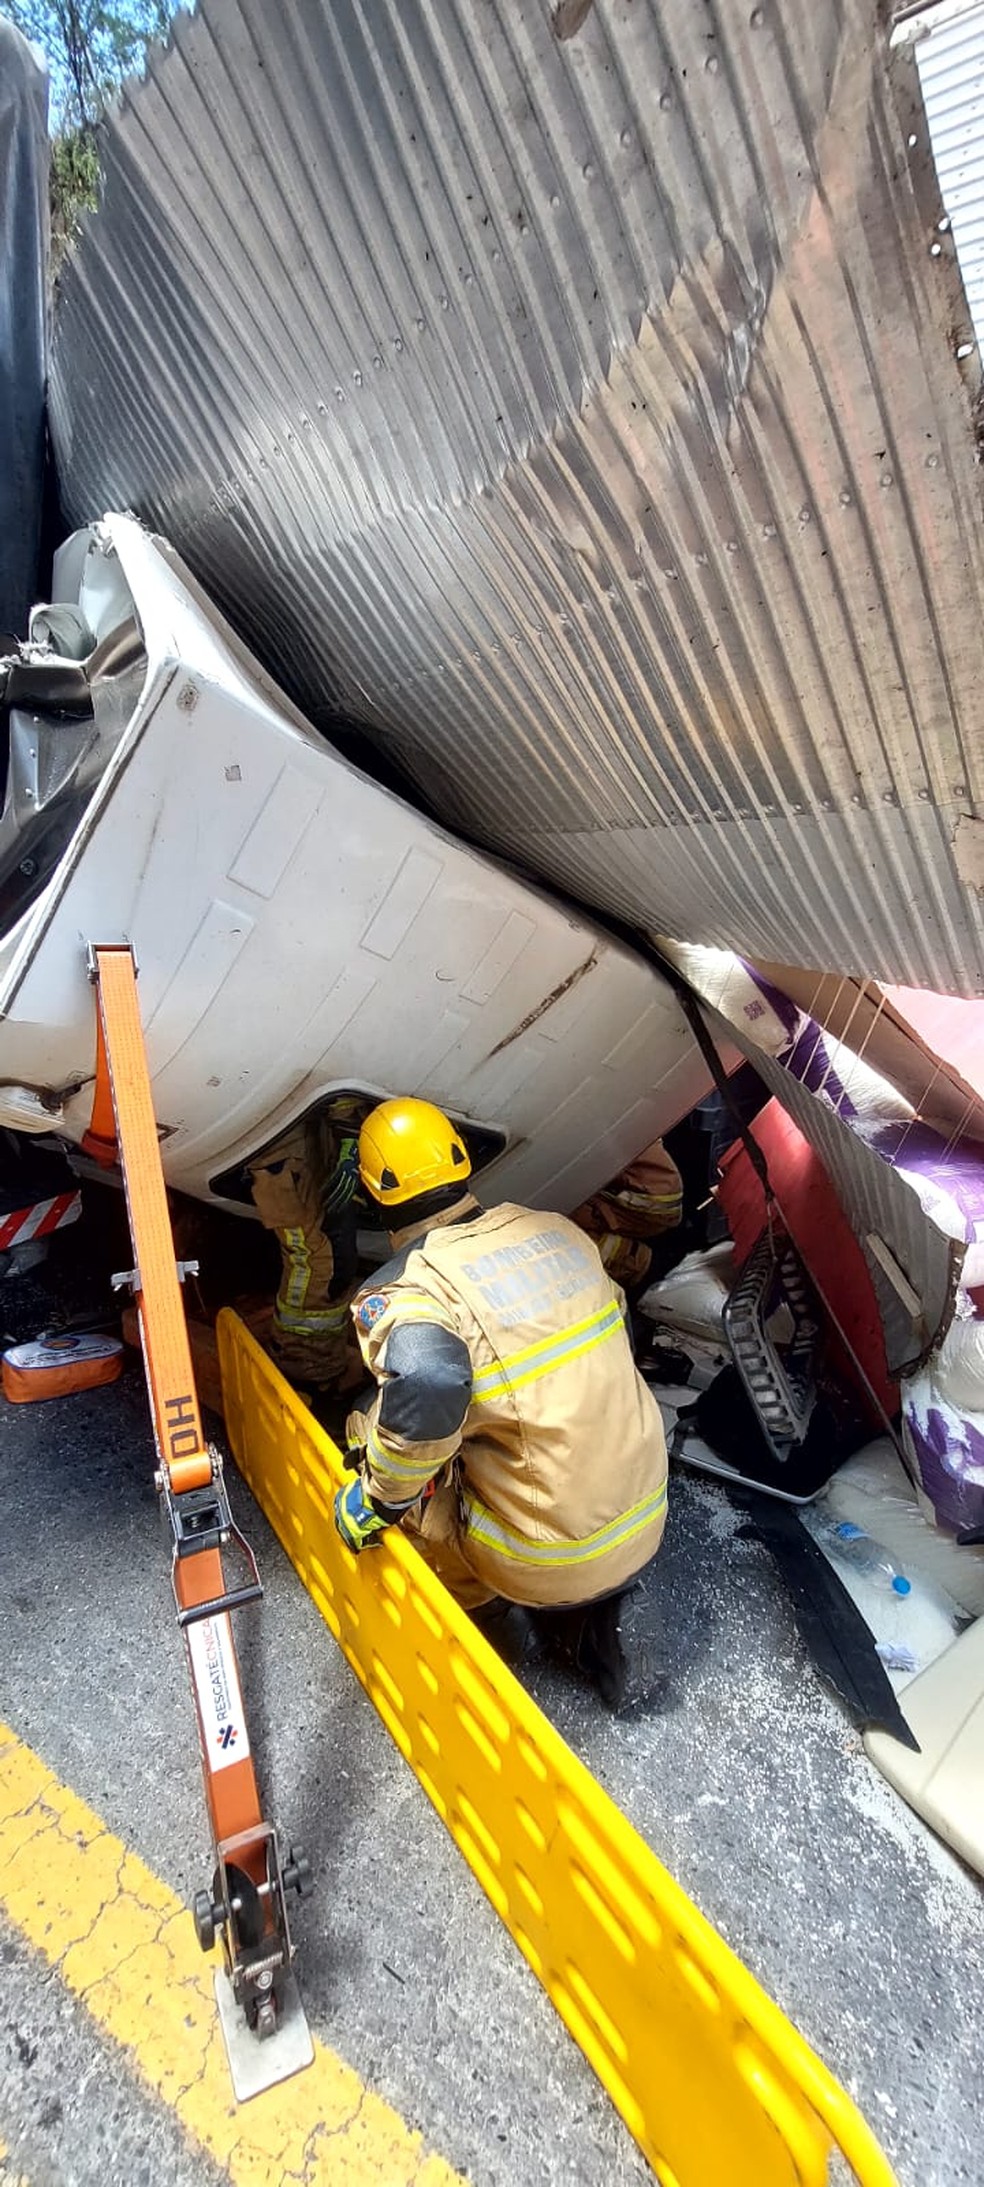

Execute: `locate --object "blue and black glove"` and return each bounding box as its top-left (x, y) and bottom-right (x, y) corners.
top-left (333, 1474), bottom-right (390, 1553)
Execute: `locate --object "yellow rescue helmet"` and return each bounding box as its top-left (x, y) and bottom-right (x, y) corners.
top-left (358, 1097), bottom-right (472, 1208)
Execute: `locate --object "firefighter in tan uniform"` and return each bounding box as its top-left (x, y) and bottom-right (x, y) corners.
top-left (333, 1098), bottom-right (669, 1710)
top-left (571, 1138), bottom-right (684, 1289)
top-left (248, 1100), bottom-right (363, 1392)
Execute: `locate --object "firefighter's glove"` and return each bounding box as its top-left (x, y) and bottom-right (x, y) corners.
top-left (322, 1134), bottom-right (361, 1220)
top-left (334, 1475), bottom-right (389, 1553)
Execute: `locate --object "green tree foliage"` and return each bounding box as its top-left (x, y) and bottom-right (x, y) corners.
top-left (7, 2), bottom-right (180, 266)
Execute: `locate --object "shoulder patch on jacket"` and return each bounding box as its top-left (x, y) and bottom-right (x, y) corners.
top-left (357, 1293), bottom-right (389, 1330)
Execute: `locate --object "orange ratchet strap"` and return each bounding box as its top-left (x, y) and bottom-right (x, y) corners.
top-left (86, 944), bottom-right (312, 2089)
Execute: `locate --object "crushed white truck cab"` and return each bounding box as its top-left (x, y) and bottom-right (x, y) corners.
top-left (0, 515), bottom-right (712, 1214)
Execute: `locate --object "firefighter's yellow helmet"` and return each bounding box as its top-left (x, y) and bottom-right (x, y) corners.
top-left (358, 1097), bottom-right (472, 1208)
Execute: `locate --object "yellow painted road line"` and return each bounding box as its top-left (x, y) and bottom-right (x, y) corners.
top-left (0, 2140), bottom-right (30, 2187)
top-left (0, 1723), bottom-right (463, 2187)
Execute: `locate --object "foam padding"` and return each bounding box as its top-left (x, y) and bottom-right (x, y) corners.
top-left (218, 1309), bottom-right (898, 2187)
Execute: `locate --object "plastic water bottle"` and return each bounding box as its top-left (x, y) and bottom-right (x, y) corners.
top-left (811, 1513), bottom-right (912, 1597)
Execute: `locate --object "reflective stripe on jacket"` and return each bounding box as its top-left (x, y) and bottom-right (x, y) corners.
top-left (350, 1202), bottom-right (667, 1606)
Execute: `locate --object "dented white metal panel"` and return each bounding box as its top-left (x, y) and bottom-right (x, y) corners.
top-left (0, 517), bottom-right (711, 1212)
top-left (913, 0), bottom-right (984, 354)
top-left (49, 1), bottom-right (984, 991)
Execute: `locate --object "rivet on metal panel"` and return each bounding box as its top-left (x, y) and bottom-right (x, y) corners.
top-left (882, 791), bottom-right (895, 804)
top-left (317, 400), bottom-right (326, 413)
top-left (839, 489), bottom-right (852, 506)
top-left (706, 53), bottom-right (719, 73)
top-left (750, 5), bottom-right (764, 23)
top-left (393, 337), bottom-right (404, 352)
top-left (926, 451), bottom-right (939, 466)
top-left (659, 90), bottom-right (672, 110)
top-left (353, 370), bottom-right (363, 385)
top-left (415, 315), bottom-right (426, 329)
top-left (919, 788), bottom-right (930, 801)
top-left (953, 784), bottom-right (969, 800)
top-left (176, 681), bottom-right (198, 712)
top-left (373, 355), bottom-right (383, 369)
top-left (908, 131), bottom-right (918, 147)
top-left (762, 523), bottom-right (776, 540)
top-left (930, 241), bottom-right (942, 257)
top-left (492, 248), bottom-right (502, 262)
top-left (619, 128), bottom-right (631, 147)
top-left (880, 473), bottom-right (893, 490)
top-left (695, 550), bottom-right (709, 565)
top-left (852, 793), bottom-right (864, 806)
top-left (726, 539), bottom-right (739, 554)
top-left (798, 506), bottom-right (811, 524)
top-left (440, 294), bottom-right (450, 309)
top-left (582, 162), bottom-right (595, 179)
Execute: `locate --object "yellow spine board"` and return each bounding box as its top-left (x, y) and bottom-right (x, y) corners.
top-left (217, 1309), bottom-right (898, 2187)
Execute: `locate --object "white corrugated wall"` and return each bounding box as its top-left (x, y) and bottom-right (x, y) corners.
top-left (914, 0), bottom-right (984, 353)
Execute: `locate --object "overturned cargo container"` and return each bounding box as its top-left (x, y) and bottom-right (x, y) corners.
top-left (48, 0), bottom-right (984, 991)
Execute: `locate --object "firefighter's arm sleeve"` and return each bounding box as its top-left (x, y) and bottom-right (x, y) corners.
top-left (356, 1316), bottom-right (473, 1510)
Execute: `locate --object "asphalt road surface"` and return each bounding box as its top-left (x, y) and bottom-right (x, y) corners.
top-left (0, 1217), bottom-right (981, 2187)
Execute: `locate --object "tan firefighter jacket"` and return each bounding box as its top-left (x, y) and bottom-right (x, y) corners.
top-left (348, 1201), bottom-right (668, 1607)
top-left (248, 1106), bottom-right (362, 1386)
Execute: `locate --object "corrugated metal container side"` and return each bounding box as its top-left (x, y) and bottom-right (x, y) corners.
top-left (50, 0), bottom-right (984, 991)
top-left (913, 0), bottom-right (984, 355)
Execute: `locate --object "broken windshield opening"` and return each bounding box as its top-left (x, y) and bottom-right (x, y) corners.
top-left (0, 611), bottom-right (145, 935)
